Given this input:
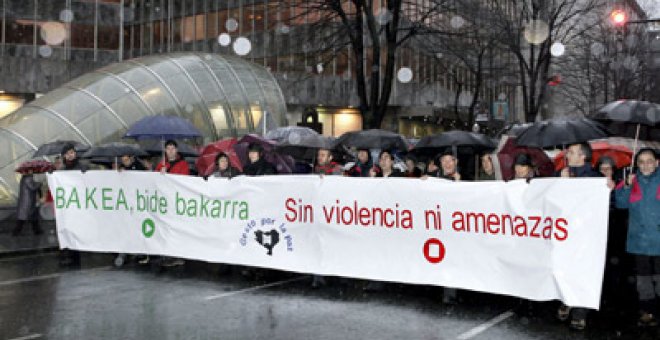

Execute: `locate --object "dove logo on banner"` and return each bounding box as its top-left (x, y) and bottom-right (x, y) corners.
top-left (240, 218), bottom-right (294, 256)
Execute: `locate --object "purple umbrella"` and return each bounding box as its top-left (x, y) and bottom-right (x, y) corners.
top-left (124, 115), bottom-right (202, 140)
top-left (235, 134), bottom-right (295, 174)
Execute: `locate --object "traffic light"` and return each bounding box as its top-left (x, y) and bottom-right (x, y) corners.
top-left (610, 9), bottom-right (627, 27)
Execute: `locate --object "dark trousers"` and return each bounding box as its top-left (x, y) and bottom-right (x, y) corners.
top-left (13, 219), bottom-right (41, 234)
top-left (634, 254), bottom-right (660, 314)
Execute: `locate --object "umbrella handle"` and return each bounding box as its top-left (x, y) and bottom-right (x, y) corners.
top-left (623, 123), bottom-right (641, 184)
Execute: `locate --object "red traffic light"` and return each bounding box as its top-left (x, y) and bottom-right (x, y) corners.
top-left (610, 10), bottom-right (627, 27)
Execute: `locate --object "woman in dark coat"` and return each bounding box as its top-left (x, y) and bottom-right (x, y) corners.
top-left (12, 170), bottom-right (43, 236)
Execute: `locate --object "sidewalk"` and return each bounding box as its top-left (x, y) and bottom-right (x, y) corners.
top-left (0, 219), bottom-right (59, 256)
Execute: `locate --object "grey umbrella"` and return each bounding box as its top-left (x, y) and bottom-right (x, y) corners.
top-left (33, 140), bottom-right (90, 158)
top-left (334, 129), bottom-right (409, 151)
top-left (265, 126), bottom-right (320, 143)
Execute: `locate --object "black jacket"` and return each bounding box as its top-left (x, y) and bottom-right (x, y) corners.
top-left (244, 158), bottom-right (277, 176)
top-left (374, 167), bottom-right (404, 178)
top-left (62, 159), bottom-right (88, 172)
top-left (557, 164), bottom-right (599, 178)
top-left (120, 161), bottom-right (146, 171)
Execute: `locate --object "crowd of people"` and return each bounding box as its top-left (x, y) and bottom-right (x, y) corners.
top-left (11, 137), bottom-right (660, 331)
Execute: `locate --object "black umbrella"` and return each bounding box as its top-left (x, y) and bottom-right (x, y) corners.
top-left (276, 135), bottom-right (335, 161)
top-left (592, 100), bottom-right (660, 150)
top-left (515, 118), bottom-right (610, 148)
top-left (412, 130), bottom-right (497, 157)
top-left (33, 140), bottom-right (90, 158)
top-left (334, 129), bottom-right (409, 151)
top-left (499, 123), bottom-right (533, 137)
top-left (81, 142), bottom-right (148, 158)
top-left (140, 140), bottom-right (199, 157)
top-left (411, 130), bottom-right (498, 181)
top-left (594, 100), bottom-right (660, 126)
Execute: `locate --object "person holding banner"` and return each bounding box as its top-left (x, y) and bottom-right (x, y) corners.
top-left (513, 153), bottom-right (535, 181)
top-left (58, 143), bottom-right (88, 267)
top-left (119, 154), bottom-right (147, 171)
top-left (615, 148), bottom-right (660, 327)
top-left (212, 152), bottom-right (241, 178)
top-left (154, 140), bottom-right (190, 267)
top-left (439, 150), bottom-right (461, 181)
top-left (363, 150), bottom-right (404, 292)
top-left (243, 144), bottom-right (276, 176)
top-left (478, 154), bottom-right (495, 180)
top-left (370, 150), bottom-right (403, 178)
top-left (423, 150), bottom-right (461, 182)
top-left (345, 148), bottom-right (373, 177)
top-left (597, 156), bottom-right (631, 313)
top-left (419, 149), bottom-right (461, 303)
top-left (557, 142), bottom-right (598, 330)
top-left (424, 158), bottom-right (440, 177)
top-left (114, 154), bottom-right (148, 268)
top-left (314, 148), bottom-right (342, 176)
top-left (404, 155), bottom-right (422, 178)
top-left (155, 140), bottom-right (190, 175)
top-left (310, 147), bottom-right (342, 288)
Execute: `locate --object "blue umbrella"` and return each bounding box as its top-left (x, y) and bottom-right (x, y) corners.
top-left (124, 115), bottom-right (202, 140)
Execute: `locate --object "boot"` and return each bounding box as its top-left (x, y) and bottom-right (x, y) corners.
top-left (32, 219), bottom-right (44, 235)
top-left (11, 220), bottom-right (24, 236)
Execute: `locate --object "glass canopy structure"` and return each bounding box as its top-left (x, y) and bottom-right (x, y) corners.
top-left (0, 52), bottom-right (287, 208)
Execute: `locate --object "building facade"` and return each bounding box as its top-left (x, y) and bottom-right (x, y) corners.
top-left (0, 0), bottom-right (520, 137)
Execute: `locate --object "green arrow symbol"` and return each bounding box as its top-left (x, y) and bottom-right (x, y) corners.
top-left (142, 218), bottom-right (155, 238)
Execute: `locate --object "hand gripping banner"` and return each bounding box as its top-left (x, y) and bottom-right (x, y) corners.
top-left (48, 171), bottom-right (610, 309)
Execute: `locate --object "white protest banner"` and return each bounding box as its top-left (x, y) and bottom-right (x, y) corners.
top-left (48, 171), bottom-right (610, 309)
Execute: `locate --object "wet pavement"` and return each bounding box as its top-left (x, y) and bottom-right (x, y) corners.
top-left (0, 220), bottom-right (58, 256)
top-left (1, 250), bottom-right (659, 339)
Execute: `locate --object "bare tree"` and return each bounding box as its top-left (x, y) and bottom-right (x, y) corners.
top-left (489, 0), bottom-right (605, 122)
top-left (283, 0), bottom-right (449, 129)
top-left (417, 0), bottom-right (512, 129)
top-left (554, 7), bottom-right (654, 115)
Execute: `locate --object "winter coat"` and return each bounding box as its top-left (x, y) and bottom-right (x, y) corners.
top-left (62, 159), bottom-right (88, 172)
top-left (16, 174), bottom-right (41, 221)
top-left (155, 156), bottom-right (190, 175)
top-left (561, 164), bottom-right (599, 178)
top-left (374, 167), bottom-right (404, 178)
top-left (120, 160), bottom-right (146, 171)
top-left (244, 158), bottom-right (277, 176)
top-left (212, 167), bottom-right (241, 178)
top-left (314, 162), bottom-right (342, 175)
top-left (405, 167), bottom-right (422, 178)
top-left (615, 169), bottom-right (660, 256)
top-left (426, 169), bottom-right (459, 181)
top-left (346, 160), bottom-right (373, 177)
top-left (477, 170), bottom-right (495, 181)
